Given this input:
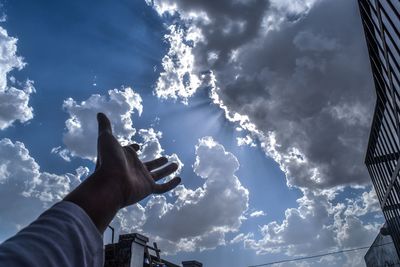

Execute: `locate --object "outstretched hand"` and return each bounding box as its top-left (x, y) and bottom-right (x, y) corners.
top-left (64, 113), bottom-right (181, 233)
top-left (95, 112), bottom-right (181, 207)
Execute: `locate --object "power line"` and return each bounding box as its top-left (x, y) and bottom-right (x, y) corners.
top-left (248, 242), bottom-right (393, 267)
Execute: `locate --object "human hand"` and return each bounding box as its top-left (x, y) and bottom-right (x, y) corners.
top-left (64, 113), bottom-right (181, 233)
top-left (95, 112), bottom-right (181, 208)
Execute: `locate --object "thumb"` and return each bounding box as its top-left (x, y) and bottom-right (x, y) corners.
top-left (97, 112), bottom-right (112, 135)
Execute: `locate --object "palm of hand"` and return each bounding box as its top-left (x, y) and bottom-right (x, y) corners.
top-left (95, 113), bottom-right (180, 207)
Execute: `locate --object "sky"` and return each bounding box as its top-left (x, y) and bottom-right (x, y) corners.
top-left (0, 0), bottom-right (386, 266)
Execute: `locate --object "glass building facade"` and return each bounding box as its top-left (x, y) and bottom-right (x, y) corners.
top-left (358, 0), bottom-right (400, 257)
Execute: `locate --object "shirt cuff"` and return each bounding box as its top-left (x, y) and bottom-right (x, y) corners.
top-left (47, 201), bottom-right (104, 256)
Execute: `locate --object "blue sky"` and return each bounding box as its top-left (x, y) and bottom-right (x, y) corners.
top-left (0, 0), bottom-right (386, 266)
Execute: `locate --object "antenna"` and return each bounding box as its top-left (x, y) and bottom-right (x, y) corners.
top-left (107, 225), bottom-right (115, 244)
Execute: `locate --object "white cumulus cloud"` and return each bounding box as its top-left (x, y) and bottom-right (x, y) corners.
top-left (113, 136), bottom-right (249, 254)
top-left (0, 26), bottom-right (35, 130)
top-left (60, 87), bottom-right (142, 161)
top-left (154, 25), bottom-right (202, 104)
top-left (243, 188), bottom-right (381, 260)
top-left (0, 138), bottom-right (86, 241)
top-left (137, 128), bottom-right (164, 162)
top-left (249, 210), bottom-right (266, 218)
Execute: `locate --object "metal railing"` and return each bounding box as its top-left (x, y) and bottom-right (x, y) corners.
top-left (359, 0), bottom-right (400, 257)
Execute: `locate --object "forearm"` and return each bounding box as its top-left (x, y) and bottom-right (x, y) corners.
top-left (64, 171), bottom-right (123, 233)
top-left (0, 202), bottom-right (104, 267)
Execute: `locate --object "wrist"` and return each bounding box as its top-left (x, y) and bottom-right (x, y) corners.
top-left (64, 171), bottom-right (124, 233)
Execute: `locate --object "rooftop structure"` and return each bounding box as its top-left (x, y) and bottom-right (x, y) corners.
top-left (104, 232), bottom-right (202, 267)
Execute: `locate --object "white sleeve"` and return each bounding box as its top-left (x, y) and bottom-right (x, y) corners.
top-left (0, 201), bottom-right (104, 267)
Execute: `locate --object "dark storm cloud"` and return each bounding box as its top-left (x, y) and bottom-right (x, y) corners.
top-left (151, 0), bottom-right (269, 67)
top-left (168, 0), bottom-right (376, 189)
top-left (222, 0), bottom-right (373, 189)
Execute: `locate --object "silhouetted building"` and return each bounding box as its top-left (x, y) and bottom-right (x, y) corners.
top-left (104, 232), bottom-right (202, 267)
top-left (358, 0), bottom-right (400, 260)
top-left (182, 261), bottom-right (202, 267)
top-left (365, 224), bottom-right (400, 266)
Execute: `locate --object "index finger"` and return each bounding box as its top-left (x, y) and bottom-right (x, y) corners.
top-left (97, 112), bottom-right (112, 135)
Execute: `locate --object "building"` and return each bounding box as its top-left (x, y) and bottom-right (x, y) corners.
top-left (365, 224), bottom-right (400, 266)
top-left (104, 232), bottom-right (203, 267)
top-left (358, 0), bottom-right (400, 260)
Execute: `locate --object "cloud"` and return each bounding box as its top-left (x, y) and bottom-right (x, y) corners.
top-left (113, 136), bottom-right (249, 254)
top-left (144, 1), bottom-right (386, 265)
top-left (150, 0), bottom-right (374, 190)
top-left (249, 210), bottom-right (266, 218)
top-left (60, 87), bottom-right (142, 161)
top-left (237, 135), bottom-right (256, 147)
top-left (243, 188), bottom-right (380, 260)
top-left (230, 233), bottom-right (254, 245)
top-left (293, 30), bottom-right (338, 52)
top-left (51, 146), bottom-right (72, 162)
top-left (154, 25), bottom-right (202, 104)
top-left (269, 0), bottom-right (320, 20)
top-left (147, 0), bottom-right (382, 262)
top-left (0, 138), bottom-right (86, 241)
top-left (336, 215), bottom-right (378, 249)
top-left (137, 128), bottom-right (164, 162)
top-left (343, 189), bottom-right (380, 217)
top-left (0, 26), bottom-right (35, 130)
